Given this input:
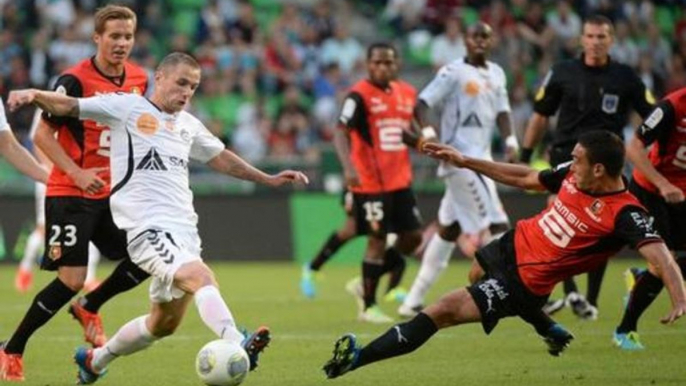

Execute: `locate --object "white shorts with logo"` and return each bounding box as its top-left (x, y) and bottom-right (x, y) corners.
top-left (127, 228), bottom-right (202, 303)
top-left (438, 168), bottom-right (509, 234)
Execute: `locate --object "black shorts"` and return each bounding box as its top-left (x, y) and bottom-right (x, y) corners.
top-left (351, 188), bottom-right (422, 236)
top-left (629, 180), bottom-right (686, 251)
top-left (42, 196), bottom-right (129, 270)
top-left (467, 231), bottom-right (548, 334)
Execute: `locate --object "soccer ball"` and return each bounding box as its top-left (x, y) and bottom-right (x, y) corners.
top-left (195, 340), bottom-right (250, 386)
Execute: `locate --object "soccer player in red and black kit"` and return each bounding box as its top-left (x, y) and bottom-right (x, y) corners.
top-left (0, 6), bottom-right (149, 381)
top-left (333, 42), bottom-right (423, 323)
top-left (613, 87), bottom-right (686, 350)
top-left (323, 131), bottom-right (686, 379)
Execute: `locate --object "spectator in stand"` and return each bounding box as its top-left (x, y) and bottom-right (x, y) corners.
top-left (430, 16), bottom-right (466, 70)
top-left (423, 0), bottom-right (462, 35)
top-left (547, 0), bottom-right (581, 59)
top-left (321, 24), bottom-right (364, 77)
top-left (517, 2), bottom-right (554, 61)
top-left (637, 54), bottom-right (665, 99)
top-left (383, 0), bottom-right (426, 36)
top-left (640, 24), bottom-right (671, 78)
top-left (307, 0), bottom-right (335, 43)
top-left (610, 20), bottom-right (639, 68)
top-left (233, 103), bottom-right (267, 163)
top-left (264, 33), bottom-right (302, 93)
top-left (227, 0), bottom-right (259, 45)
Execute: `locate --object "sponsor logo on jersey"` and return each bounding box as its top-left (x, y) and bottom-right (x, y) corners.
top-left (136, 113), bottom-right (159, 135)
top-left (136, 147), bottom-right (167, 171)
top-left (602, 94), bottom-right (619, 114)
top-left (464, 81), bottom-right (480, 96)
top-left (641, 107), bottom-right (664, 134)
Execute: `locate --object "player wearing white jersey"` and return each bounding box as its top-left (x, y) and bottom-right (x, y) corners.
top-left (399, 23), bottom-right (518, 317)
top-left (8, 52), bottom-right (308, 383)
top-left (0, 98), bottom-right (48, 183)
top-left (15, 109), bottom-right (103, 293)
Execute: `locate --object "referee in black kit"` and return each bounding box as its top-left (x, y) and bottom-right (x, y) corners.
top-left (520, 14), bottom-right (655, 319)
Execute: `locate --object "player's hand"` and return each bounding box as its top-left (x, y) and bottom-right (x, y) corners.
top-left (69, 167), bottom-right (107, 195)
top-left (7, 89), bottom-right (38, 112)
top-left (661, 301), bottom-right (686, 324)
top-left (343, 168), bottom-right (360, 188)
top-left (657, 181), bottom-right (684, 204)
top-left (422, 142), bottom-right (466, 167)
top-left (266, 170), bottom-right (309, 187)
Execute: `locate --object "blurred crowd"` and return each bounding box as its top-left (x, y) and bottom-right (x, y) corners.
top-left (2, 0), bottom-right (686, 178)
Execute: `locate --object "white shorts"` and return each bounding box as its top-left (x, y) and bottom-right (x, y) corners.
top-left (437, 169), bottom-right (509, 234)
top-left (35, 182), bottom-right (46, 226)
top-left (127, 228), bottom-right (203, 304)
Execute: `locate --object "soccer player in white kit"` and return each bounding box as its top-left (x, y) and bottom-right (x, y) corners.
top-left (0, 99), bottom-right (48, 183)
top-left (8, 52), bottom-right (309, 383)
top-left (15, 109), bottom-right (103, 293)
top-left (399, 22), bottom-right (518, 317)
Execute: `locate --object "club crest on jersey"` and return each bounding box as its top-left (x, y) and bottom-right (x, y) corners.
top-left (602, 94), bottom-right (619, 114)
top-left (137, 113), bottom-right (159, 135)
top-left (585, 199), bottom-right (605, 222)
top-left (49, 245), bottom-right (62, 261)
top-left (130, 86), bottom-right (142, 95)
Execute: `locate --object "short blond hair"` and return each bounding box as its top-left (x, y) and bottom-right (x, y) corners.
top-left (94, 5), bottom-right (137, 35)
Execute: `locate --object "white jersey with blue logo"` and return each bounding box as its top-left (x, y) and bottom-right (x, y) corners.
top-left (419, 58), bottom-right (510, 176)
top-left (78, 93), bottom-right (224, 233)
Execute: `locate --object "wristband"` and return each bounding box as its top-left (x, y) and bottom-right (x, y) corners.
top-left (519, 147), bottom-right (533, 163)
top-left (505, 135), bottom-right (519, 150)
top-left (421, 126), bottom-right (437, 139)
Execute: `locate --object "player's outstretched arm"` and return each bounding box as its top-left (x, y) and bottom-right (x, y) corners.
top-left (8, 89), bottom-right (79, 117)
top-left (422, 142), bottom-right (544, 191)
top-left (638, 242), bottom-right (686, 324)
top-left (0, 130), bottom-right (49, 183)
top-left (207, 149), bottom-right (309, 187)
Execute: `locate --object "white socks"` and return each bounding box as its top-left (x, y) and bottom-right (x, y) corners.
top-left (92, 315), bottom-right (157, 372)
top-left (85, 243), bottom-right (101, 283)
top-left (403, 234), bottom-right (455, 308)
top-left (19, 230), bottom-right (43, 271)
top-left (195, 285), bottom-right (244, 344)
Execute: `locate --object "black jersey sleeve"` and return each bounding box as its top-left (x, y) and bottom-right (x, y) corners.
top-left (636, 100), bottom-right (676, 146)
top-left (533, 65), bottom-right (564, 116)
top-left (628, 70), bottom-right (656, 118)
top-left (338, 92), bottom-right (365, 131)
top-left (614, 206), bottom-right (663, 249)
top-left (537, 162), bottom-right (571, 193)
top-left (41, 74), bottom-right (83, 126)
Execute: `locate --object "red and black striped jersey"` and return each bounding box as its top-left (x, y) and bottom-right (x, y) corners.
top-left (514, 164), bottom-right (662, 296)
top-left (633, 87), bottom-right (686, 194)
top-left (43, 57), bottom-right (148, 198)
top-left (338, 79), bottom-right (416, 194)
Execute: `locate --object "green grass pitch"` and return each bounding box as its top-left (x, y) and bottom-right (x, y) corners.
top-left (1, 259), bottom-right (684, 386)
